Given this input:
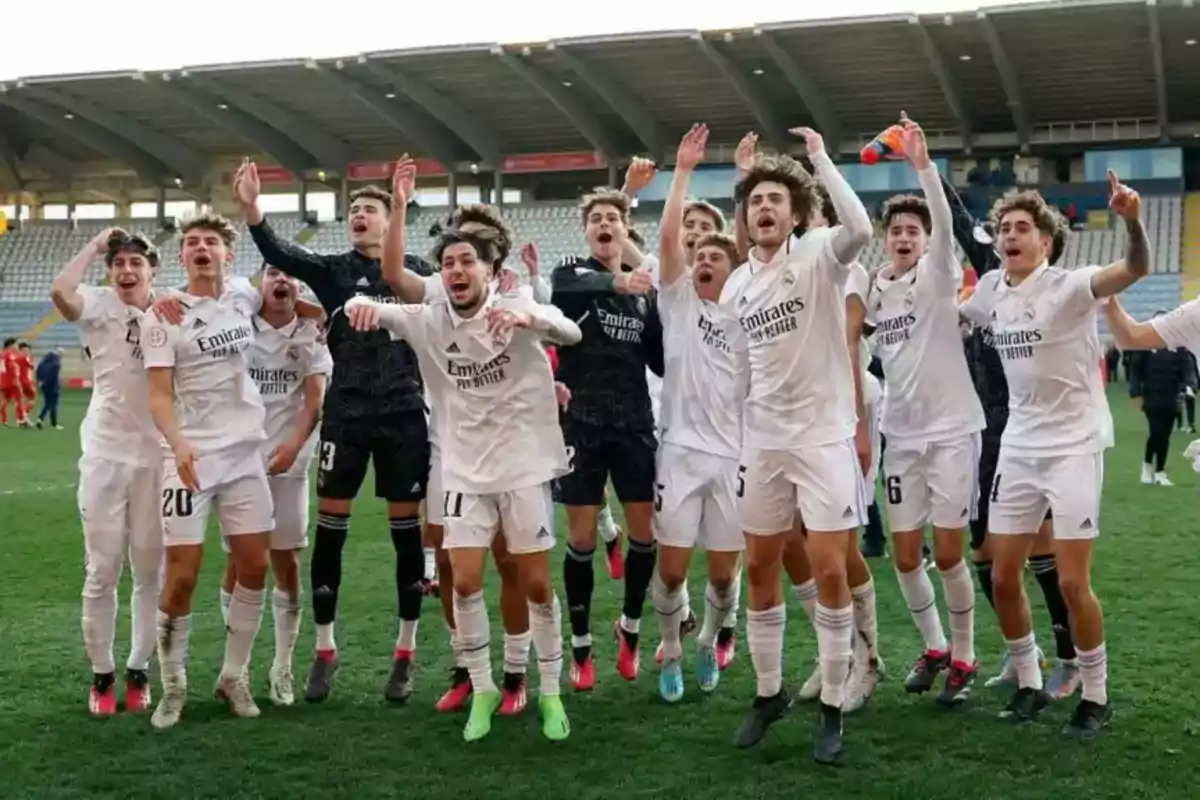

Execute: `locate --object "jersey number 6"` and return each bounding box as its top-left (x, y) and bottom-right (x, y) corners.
top-left (885, 476), bottom-right (903, 505)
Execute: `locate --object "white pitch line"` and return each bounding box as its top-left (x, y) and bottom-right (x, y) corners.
top-left (0, 483), bottom-right (75, 496)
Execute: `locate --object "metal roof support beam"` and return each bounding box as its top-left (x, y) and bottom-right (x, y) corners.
top-left (19, 83), bottom-right (207, 185)
top-left (24, 143), bottom-right (78, 185)
top-left (357, 58), bottom-right (502, 167)
top-left (755, 30), bottom-right (842, 152)
top-left (182, 73), bottom-right (349, 170)
top-left (154, 77), bottom-right (316, 179)
top-left (910, 19), bottom-right (973, 150)
top-left (1146, 0), bottom-right (1169, 135)
top-left (496, 50), bottom-right (621, 162)
top-left (977, 12), bottom-right (1031, 147)
top-left (694, 35), bottom-right (790, 153)
top-left (0, 125), bottom-right (22, 190)
top-left (321, 65), bottom-right (461, 170)
top-left (549, 45), bottom-right (669, 162)
top-left (0, 90), bottom-right (170, 181)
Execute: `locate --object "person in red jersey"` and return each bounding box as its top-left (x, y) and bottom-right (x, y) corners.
top-left (1, 338), bottom-right (28, 426)
top-left (18, 342), bottom-right (36, 417)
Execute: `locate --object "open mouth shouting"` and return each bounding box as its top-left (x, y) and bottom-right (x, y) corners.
top-left (351, 219), bottom-right (369, 235)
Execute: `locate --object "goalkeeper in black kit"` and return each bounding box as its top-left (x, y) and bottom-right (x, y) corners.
top-left (234, 159), bottom-right (434, 704)
top-left (944, 174), bottom-right (1080, 699)
top-left (552, 187), bottom-right (664, 692)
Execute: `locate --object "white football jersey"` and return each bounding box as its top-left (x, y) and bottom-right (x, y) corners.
top-left (248, 315), bottom-right (333, 477)
top-left (348, 287), bottom-right (579, 495)
top-left (658, 274), bottom-right (748, 459)
top-left (1151, 296), bottom-right (1200, 358)
top-left (867, 246), bottom-right (984, 445)
top-left (720, 228), bottom-right (856, 450)
top-left (844, 263), bottom-right (883, 410)
top-left (74, 285), bottom-right (159, 466)
top-left (961, 264), bottom-right (1112, 455)
top-left (141, 277), bottom-right (267, 457)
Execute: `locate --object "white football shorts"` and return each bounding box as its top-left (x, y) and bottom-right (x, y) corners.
top-left (740, 438), bottom-right (868, 535)
top-left (654, 442), bottom-right (743, 552)
top-left (882, 433), bottom-right (981, 531)
top-left (987, 450), bottom-right (1103, 540)
top-left (443, 484), bottom-right (555, 555)
top-left (163, 447), bottom-right (274, 547)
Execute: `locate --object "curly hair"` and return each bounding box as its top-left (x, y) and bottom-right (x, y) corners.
top-left (431, 228), bottom-right (504, 275)
top-left (104, 228), bottom-right (159, 269)
top-left (813, 182), bottom-right (838, 227)
top-left (989, 189), bottom-right (1069, 264)
top-left (446, 203), bottom-right (513, 265)
top-left (881, 194), bottom-right (932, 235)
top-left (694, 232), bottom-right (740, 267)
top-left (579, 187), bottom-right (631, 227)
top-left (734, 154), bottom-right (819, 235)
top-left (179, 211), bottom-right (237, 248)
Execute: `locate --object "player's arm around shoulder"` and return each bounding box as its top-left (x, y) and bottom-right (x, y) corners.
top-left (959, 270), bottom-right (999, 326)
top-left (343, 294), bottom-right (428, 343)
top-left (502, 293), bottom-right (582, 346)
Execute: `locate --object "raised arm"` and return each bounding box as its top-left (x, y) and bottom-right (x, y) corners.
top-left (795, 128), bottom-right (872, 265)
top-left (659, 124), bottom-right (708, 289)
top-left (1089, 171), bottom-right (1151, 299)
top-left (234, 159), bottom-right (337, 301)
top-left (732, 133), bottom-right (757, 263)
top-left (381, 156), bottom-right (432, 303)
top-left (940, 173), bottom-right (1000, 276)
top-left (903, 114), bottom-right (958, 284)
top-left (51, 228), bottom-right (113, 322)
top-left (1105, 296), bottom-right (1168, 350)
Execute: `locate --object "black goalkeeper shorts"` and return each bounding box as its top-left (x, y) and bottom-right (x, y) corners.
top-left (555, 418), bottom-right (657, 506)
top-left (316, 411), bottom-right (429, 503)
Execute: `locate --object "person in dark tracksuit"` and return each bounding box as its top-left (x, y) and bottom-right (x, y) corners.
top-left (941, 175), bottom-right (1080, 696)
top-left (35, 348), bottom-right (62, 429)
top-left (1129, 312), bottom-right (1190, 485)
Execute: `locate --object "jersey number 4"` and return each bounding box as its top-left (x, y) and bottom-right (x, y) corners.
top-left (162, 487), bottom-right (194, 518)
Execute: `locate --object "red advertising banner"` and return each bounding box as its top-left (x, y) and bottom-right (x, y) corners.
top-left (255, 164), bottom-right (295, 184)
top-left (503, 152), bottom-right (606, 173)
top-left (347, 159), bottom-right (445, 181)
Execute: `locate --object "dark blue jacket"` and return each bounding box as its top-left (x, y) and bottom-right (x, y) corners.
top-left (36, 352), bottom-right (60, 392)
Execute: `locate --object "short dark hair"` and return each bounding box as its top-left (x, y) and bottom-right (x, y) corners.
top-left (180, 211), bottom-right (237, 248)
top-left (104, 228), bottom-right (159, 269)
top-left (431, 228), bottom-right (503, 275)
top-left (990, 189), bottom-right (1069, 264)
top-left (694, 232), bottom-right (740, 266)
top-left (683, 200), bottom-right (726, 233)
top-left (814, 183), bottom-right (838, 227)
top-left (349, 185), bottom-right (393, 214)
top-left (579, 187), bottom-right (631, 227)
top-left (17, 341), bottom-right (29, 350)
top-left (734, 154), bottom-right (819, 234)
top-left (448, 204), bottom-right (512, 264)
top-left (882, 194), bottom-right (932, 235)
top-left (2, 338), bottom-right (14, 348)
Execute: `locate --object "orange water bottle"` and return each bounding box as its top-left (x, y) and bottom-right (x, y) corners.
top-left (860, 124), bottom-right (906, 165)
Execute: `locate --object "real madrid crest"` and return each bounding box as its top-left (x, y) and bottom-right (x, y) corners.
top-left (636, 296), bottom-right (647, 315)
top-left (286, 346), bottom-right (299, 361)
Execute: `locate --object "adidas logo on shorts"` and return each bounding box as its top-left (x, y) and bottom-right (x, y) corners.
top-left (842, 506), bottom-right (854, 518)
top-left (1080, 518), bottom-right (1093, 530)
top-left (448, 342), bottom-right (461, 353)
top-left (537, 526), bottom-right (550, 539)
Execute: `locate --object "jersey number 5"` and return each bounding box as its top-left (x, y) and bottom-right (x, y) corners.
top-left (162, 487), bottom-right (194, 518)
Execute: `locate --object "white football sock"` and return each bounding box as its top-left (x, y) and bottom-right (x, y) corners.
top-left (938, 559), bottom-right (976, 665)
top-left (529, 596), bottom-right (564, 697)
top-left (747, 604), bottom-right (786, 698)
top-left (454, 590), bottom-right (496, 694)
top-left (315, 623), bottom-right (336, 652)
top-left (221, 584), bottom-right (264, 681)
top-left (156, 610), bottom-right (191, 685)
top-left (396, 619), bottom-right (418, 653)
top-left (272, 588), bottom-right (302, 670)
top-left (1006, 632), bottom-right (1044, 691)
top-left (850, 578), bottom-right (879, 662)
top-left (1077, 643), bottom-right (1108, 705)
top-left (81, 565), bottom-right (119, 675)
top-left (896, 567), bottom-right (948, 653)
top-left (423, 547), bottom-right (437, 582)
top-left (219, 588), bottom-right (233, 626)
top-left (723, 572), bottom-right (741, 629)
top-left (793, 578), bottom-right (819, 625)
top-left (816, 603), bottom-right (854, 708)
top-left (446, 623), bottom-right (466, 669)
top-left (652, 573), bottom-right (687, 661)
top-left (504, 630), bottom-right (532, 675)
top-left (619, 613), bottom-right (640, 635)
top-left (597, 505), bottom-right (618, 544)
top-left (698, 580), bottom-right (736, 648)
top-left (127, 547), bottom-right (161, 672)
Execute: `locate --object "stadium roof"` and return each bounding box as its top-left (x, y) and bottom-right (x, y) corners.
top-left (0, 0), bottom-right (1197, 193)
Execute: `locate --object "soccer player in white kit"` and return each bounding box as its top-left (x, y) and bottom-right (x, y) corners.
top-left (217, 264), bottom-right (331, 707)
top-left (649, 123), bottom-right (747, 704)
top-left (1105, 293), bottom-right (1200, 363)
top-left (960, 172), bottom-right (1149, 739)
top-left (347, 227), bottom-right (579, 743)
top-left (141, 213), bottom-right (276, 729)
top-left (721, 128), bottom-right (872, 764)
top-left (867, 115), bottom-right (985, 705)
top-left (50, 228), bottom-right (164, 717)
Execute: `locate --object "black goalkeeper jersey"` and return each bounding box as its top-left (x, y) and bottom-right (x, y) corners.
top-left (248, 216), bottom-right (435, 424)
top-left (550, 256), bottom-right (664, 432)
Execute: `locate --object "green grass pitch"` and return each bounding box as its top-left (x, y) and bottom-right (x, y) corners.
top-left (0, 386), bottom-right (1196, 799)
